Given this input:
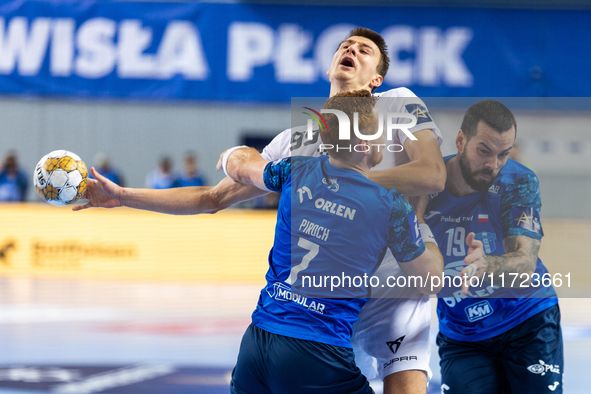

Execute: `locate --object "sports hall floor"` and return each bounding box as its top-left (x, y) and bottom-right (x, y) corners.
top-left (0, 278), bottom-right (589, 394)
top-left (0, 213), bottom-right (589, 394)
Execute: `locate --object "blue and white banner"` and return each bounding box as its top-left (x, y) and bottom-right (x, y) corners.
top-left (0, 0), bottom-right (589, 101)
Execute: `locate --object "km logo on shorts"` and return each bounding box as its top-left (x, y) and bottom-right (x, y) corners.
top-left (386, 335), bottom-right (405, 354)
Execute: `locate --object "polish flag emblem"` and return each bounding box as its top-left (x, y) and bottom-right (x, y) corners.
top-left (478, 214), bottom-right (489, 223)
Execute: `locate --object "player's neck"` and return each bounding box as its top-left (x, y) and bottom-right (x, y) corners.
top-left (327, 156), bottom-right (369, 177)
top-left (446, 156), bottom-right (477, 198)
top-left (329, 82), bottom-right (371, 97)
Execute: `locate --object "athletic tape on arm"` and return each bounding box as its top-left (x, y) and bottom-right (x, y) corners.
top-left (419, 223), bottom-right (438, 246)
top-left (222, 146), bottom-right (248, 182)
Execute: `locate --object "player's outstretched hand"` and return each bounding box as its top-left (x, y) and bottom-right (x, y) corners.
top-left (215, 148), bottom-right (230, 172)
top-left (460, 232), bottom-right (487, 295)
top-left (72, 167), bottom-right (123, 211)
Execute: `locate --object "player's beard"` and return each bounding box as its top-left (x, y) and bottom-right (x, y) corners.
top-left (458, 150), bottom-right (497, 191)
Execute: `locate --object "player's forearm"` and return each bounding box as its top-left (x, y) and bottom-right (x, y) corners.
top-left (485, 252), bottom-right (537, 285)
top-left (403, 243), bottom-right (444, 295)
top-left (121, 186), bottom-right (219, 215)
top-left (225, 148), bottom-right (268, 190)
top-left (482, 236), bottom-right (539, 286)
top-left (208, 177), bottom-right (270, 211)
top-left (419, 243), bottom-right (445, 294)
top-left (369, 159), bottom-right (445, 196)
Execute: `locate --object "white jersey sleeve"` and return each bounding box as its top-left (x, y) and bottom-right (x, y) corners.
top-left (260, 128), bottom-right (292, 161)
top-left (260, 124), bottom-right (324, 161)
top-left (376, 87), bottom-right (443, 148)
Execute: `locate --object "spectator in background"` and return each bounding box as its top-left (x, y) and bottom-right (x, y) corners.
top-left (90, 152), bottom-right (125, 186)
top-left (509, 140), bottom-right (535, 172)
top-left (145, 156), bottom-right (176, 189)
top-left (509, 140), bottom-right (522, 162)
top-left (173, 152), bottom-right (207, 187)
top-left (0, 151), bottom-right (28, 202)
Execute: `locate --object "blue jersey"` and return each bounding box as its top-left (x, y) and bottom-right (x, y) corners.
top-left (427, 156), bottom-right (557, 342)
top-left (173, 172), bottom-right (207, 187)
top-left (0, 170), bottom-right (28, 201)
top-left (252, 155), bottom-right (426, 348)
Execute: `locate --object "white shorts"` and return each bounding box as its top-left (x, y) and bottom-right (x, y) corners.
top-left (351, 251), bottom-right (432, 381)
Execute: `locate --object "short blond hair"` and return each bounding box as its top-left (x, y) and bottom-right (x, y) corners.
top-left (320, 90), bottom-right (378, 161)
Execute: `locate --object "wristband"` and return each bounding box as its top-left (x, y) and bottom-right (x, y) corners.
top-left (222, 146), bottom-right (248, 181)
top-left (419, 223), bottom-right (438, 246)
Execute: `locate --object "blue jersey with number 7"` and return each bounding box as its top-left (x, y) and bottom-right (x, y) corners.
top-left (251, 155), bottom-right (426, 348)
top-left (427, 156), bottom-right (557, 342)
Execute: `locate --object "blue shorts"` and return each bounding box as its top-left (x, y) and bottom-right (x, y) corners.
top-left (437, 303), bottom-right (563, 394)
top-left (230, 324), bottom-right (373, 394)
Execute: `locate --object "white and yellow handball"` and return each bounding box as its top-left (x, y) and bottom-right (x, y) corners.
top-left (34, 150), bottom-right (88, 206)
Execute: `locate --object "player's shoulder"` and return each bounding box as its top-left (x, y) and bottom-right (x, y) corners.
top-left (492, 159), bottom-right (541, 206)
top-left (284, 125), bottom-right (308, 134)
top-left (386, 188), bottom-right (413, 216)
top-left (270, 155), bottom-right (315, 168)
top-left (291, 155), bottom-right (318, 168)
top-left (272, 125), bottom-right (308, 144)
top-left (496, 159), bottom-right (539, 187)
top-left (373, 87), bottom-right (417, 98)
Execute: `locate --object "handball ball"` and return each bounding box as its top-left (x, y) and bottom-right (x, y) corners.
top-left (34, 150), bottom-right (88, 206)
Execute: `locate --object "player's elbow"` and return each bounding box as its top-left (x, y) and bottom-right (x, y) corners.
top-left (521, 257), bottom-right (538, 281)
top-left (417, 282), bottom-right (440, 295)
top-left (425, 160), bottom-right (446, 193)
top-left (204, 188), bottom-right (230, 214)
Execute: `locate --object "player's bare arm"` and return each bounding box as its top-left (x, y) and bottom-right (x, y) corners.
top-left (216, 147), bottom-right (270, 190)
top-left (401, 243), bottom-right (444, 295)
top-left (460, 232), bottom-right (540, 294)
top-left (384, 371), bottom-right (428, 394)
top-left (368, 129), bottom-right (446, 196)
top-left (402, 194), bottom-right (444, 294)
top-left (206, 177), bottom-right (269, 213)
top-left (396, 197), bottom-right (444, 295)
top-left (73, 166), bottom-right (267, 215)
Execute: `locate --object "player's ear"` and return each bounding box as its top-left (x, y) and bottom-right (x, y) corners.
top-left (358, 139), bottom-right (371, 155)
top-left (369, 74), bottom-right (383, 90)
top-left (456, 130), bottom-right (466, 152)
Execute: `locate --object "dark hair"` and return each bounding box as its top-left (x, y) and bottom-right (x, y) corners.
top-left (346, 27), bottom-right (389, 90)
top-left (460, 100), bottom-right (517, 139)
top-left (321, 90), bottom-right (378, 161)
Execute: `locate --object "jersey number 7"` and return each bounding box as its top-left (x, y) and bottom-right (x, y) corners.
top-left (285, 237), bottom-right (319, 285)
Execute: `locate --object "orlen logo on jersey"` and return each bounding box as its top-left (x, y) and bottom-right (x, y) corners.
top-left (465, 300), bottom-right (494, 322)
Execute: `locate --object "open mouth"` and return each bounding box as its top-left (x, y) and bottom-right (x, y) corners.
top-left (340, 56), bottom-right (355, 68)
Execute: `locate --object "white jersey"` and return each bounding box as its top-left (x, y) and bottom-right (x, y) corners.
top-left (260, 87), bottom-right (442, 381)
top-left (262, 87), bottom-right (442, 164)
